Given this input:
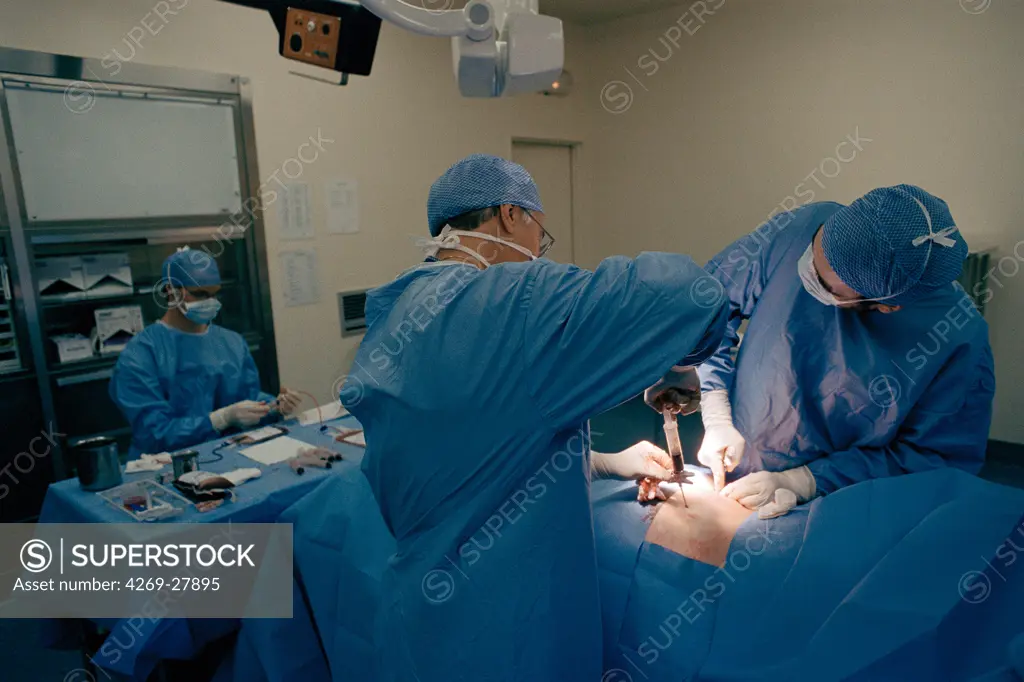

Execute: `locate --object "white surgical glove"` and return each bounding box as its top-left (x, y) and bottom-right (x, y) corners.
top-left (697, 390), bottom-right (746, 491)
top-left (721, 466), bottom-right (816, 516)
top-left (210, 400), bottom-right (270, 432)
top-left (592, 441), bottom-right (674, 482)
top-left (274, 388), bottom-right (303, 416)
top-left (757, 489), bottom-right (799, 520)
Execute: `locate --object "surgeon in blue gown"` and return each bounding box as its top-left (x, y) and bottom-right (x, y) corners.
top-left (110, 248), bottom-right (302, 458)
top-left (341, 154), bottom-right (728, 682)
top-left (651, 185), bottom-right (995, 518)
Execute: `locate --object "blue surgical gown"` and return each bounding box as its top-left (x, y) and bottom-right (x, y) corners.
top-left (343, 254), bottom-right (727, 682)
top-left (697, 202), bottom-right (995, 494)
top-left (110, 322), bottom-right (275, 458)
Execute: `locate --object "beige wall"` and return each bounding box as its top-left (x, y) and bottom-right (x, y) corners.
top-left (582, 0), bottom-right (1024, 443)
top-left (3, 0), bottom-right (1020, 443)
top-left (0, 0), bottom-right (594, 404)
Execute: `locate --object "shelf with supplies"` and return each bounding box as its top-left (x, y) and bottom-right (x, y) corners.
top-left (47, 331), bottom-right (265, 382)
top-left (0, 248), bottom-right (25, 374)
top-left (40, 279), bottom-right (240, 308)
top-left (48, 354), bottom-right (119, 382)
top-left (0, 366), bottom-right (34, 385)
top-left (0, 48), bottom-right (279, 520)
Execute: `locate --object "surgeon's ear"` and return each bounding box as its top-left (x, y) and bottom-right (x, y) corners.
top-left (496, 203), bottom-right (517, 236)
top-left (164, 283), bottom-right (184, 308)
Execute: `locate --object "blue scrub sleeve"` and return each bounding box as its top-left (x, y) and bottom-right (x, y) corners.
top-left (239, 350), bottom-right (280, 424)
top-left (696, 229), bottom-right (770, 393)
top-left (239, 350), bottom-right (275, 404)
top-left (110, 348), bottom-right (219, 455)
top-left (807, 341), bottom-right (995, 495)
top-left (523, 253), bottom-right (728, 430)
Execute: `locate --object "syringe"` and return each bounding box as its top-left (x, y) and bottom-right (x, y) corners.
top-left (662, 408), bottom-right (688, 508)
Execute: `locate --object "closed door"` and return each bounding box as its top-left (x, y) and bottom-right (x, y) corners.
top-left (512, 142), bottom-right (575, 264)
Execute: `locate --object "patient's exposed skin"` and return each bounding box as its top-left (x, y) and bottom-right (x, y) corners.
top-left (644, 471), bottom-right (753, 567)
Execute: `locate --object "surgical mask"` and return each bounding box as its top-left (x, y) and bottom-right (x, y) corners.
top-left (798, 244), bottom-right (901, 308)
top-left (798, 242), bottom-right (917, 308)
top-left (180, 298), bottom-right (222, 324)
top-left (417, 225), bottom-right (537, 269)
top-left (799, 191), bottom-right (959, 308)
top-left (797, 245), bottom-right (844, 306)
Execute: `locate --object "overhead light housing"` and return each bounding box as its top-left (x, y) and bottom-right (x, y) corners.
top-left (541, 69), bottom-right (572, 97)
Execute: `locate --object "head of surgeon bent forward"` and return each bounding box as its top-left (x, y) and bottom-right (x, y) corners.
top-left (420, 154), bottom-right (555, 268)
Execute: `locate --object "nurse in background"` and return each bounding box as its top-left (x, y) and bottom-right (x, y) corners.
top-left (110, 247), bottom-right (301, 458)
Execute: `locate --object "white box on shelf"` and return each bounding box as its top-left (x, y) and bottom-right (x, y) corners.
top-left (94, 305), bottom-right (144, 354)
top-left (37, 256), bottom-right (87, 301)
top-left (82, 253), bottom-right (133, 299)
top-left (51, 334), bottom-right (95, 363)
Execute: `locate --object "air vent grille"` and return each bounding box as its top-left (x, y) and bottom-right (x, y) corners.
top-left (338, 290), bottom-right (367, 337)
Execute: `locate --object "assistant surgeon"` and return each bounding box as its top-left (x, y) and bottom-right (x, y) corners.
top-left (110, 247), bottom-right (301, 458)
top-left (652, 185), bottom-right (994, 518)
top-left (341, 154), bottom-right (728, 682)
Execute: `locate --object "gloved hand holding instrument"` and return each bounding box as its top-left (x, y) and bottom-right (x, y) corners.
top-left (592, 441), bottom-right (690, 503)
top-left (270, 388), bottom-right (303, 416)
top-left (210, 400), bottom-right (270, 432)
top-left (696, 389), bottom-right (745, 492)
top-left (644, 366), bottom-right (702, 416)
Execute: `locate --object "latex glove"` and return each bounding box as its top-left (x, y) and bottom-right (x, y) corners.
top-left (274, 388), bottom-right (303, 416)
top-left (721, 466), bottom-right (816, 514)
top-left (592, 441), bottom-right (675, 481)
top-left (696, 390), bottom-right (745, 491)
top-left (644, 366), bottom-right (701, 416)
top-left (757, 489), bottom-right (799, 520)
top-left (210, 400), bottom-right (270, 431)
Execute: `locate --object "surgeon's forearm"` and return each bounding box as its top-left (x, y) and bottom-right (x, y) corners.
top-left (805, 441), bottom-right (951, 495)
top-left (695, 311), bottom-right (743, 393)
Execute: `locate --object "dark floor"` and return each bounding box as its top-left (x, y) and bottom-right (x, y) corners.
top-left (0, 620), bottom-right (85, 682)
top-left (4, 402), bottom-right (1024, 682)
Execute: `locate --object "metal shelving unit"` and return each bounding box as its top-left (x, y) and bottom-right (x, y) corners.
top-left (0, 47), bottom-right (278, 521)
top-left (0, 248), bottom-right (22, 372)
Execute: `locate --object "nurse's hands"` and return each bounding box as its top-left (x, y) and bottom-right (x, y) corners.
top-left (645, 366), bottom-right (701, 416)
top-left (210, 400), bottom-right (271, 432)
top-left (274, 388), bottom-right (303, 416)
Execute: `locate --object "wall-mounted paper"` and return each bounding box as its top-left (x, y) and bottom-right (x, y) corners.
top-left (279, 250), bottom-right (320, 307)
top-left (326, 179), bottom-right (359, 235)
top-left (278, 182), bottom-right (314, 240)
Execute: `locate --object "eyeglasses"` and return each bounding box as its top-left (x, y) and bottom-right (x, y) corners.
top-left (524, 209), bottom-right (556, 258)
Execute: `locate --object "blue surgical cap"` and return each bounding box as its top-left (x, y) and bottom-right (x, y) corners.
top-left (427, 154), bottom-right (544, 236)
top-left (821, 185), bottom-right (967, 306)
top-left (162, 247), bottom-right (221, 288)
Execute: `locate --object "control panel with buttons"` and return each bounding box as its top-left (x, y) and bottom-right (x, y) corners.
top-left (282, 8), bottom-right (341, 68)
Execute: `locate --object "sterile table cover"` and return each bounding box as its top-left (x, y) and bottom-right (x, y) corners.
top-left (37, 418), bottom-right (364, 681)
